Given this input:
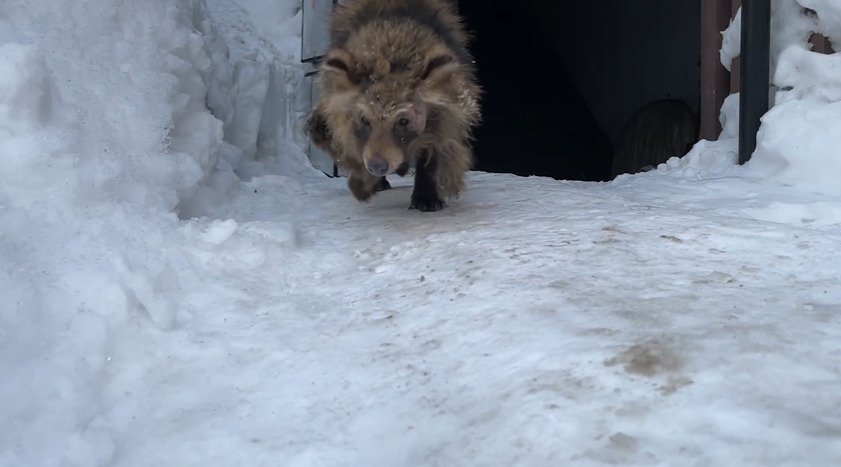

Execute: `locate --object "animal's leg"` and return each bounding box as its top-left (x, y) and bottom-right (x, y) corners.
top-left (410, 150), bottom-right (445, 212)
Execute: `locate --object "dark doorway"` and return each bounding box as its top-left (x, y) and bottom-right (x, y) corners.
top-left (459, 0), bottom-right (612, 181)
top-left (458, 0), bottom-right (701, 181)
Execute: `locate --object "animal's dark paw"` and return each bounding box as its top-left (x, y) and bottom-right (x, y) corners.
top-left (374, 177), bottom-right (391, 192)
top-left (409, 194), bottom-right (445, 212)
top-left (348, 177), bottom-right (373, 201)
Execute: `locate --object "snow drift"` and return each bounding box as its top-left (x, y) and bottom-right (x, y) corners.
top-left (752, 1), bottom-right (841, 195)
top-left (0, 0), bottom-right (307, 465)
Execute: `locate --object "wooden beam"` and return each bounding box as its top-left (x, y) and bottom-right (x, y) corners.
top-left (700, 0), bottom-right (733, 141)
top-left (809, 32), bottom-right (835, 54)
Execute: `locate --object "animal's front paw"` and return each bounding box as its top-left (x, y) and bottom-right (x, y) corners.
top-left (409, 194), bottom-right (445, 212)
top-left (374, 177), bottom-right (391, 193)
top-left (348, 177), bottom-right (373, 201)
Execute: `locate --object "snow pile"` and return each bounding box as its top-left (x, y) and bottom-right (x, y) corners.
top-left (751, 46), bottom-right (841, 193)
top-left (751, 1), bottom-right (841, 196)
top-left (721, 1), bottom-right (816, 77)
top-left (769, 0), bottom-right (816, 74)
top-left (198, 0), bottom-right (311, 185)
top-left (653, 93), bottom-right (741, 180)
top-left (804, 0), bottom-right (841, 44)
top-left (721, 9), bottom-right (742, 71)
top-left (0, 1), bottom-right (307, 465)
top-left (0, 1), bottom-right (214, 210)
top-left (0, 1), bottom-right (216, 463)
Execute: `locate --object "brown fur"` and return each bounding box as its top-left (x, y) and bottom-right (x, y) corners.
top-left (307, 0), bottom-right (481, 211)
top-left (611, 99), bottom-right (698, 178)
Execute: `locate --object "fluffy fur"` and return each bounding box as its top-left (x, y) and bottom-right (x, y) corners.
top-left (307, 0), bottom-right (481, 211)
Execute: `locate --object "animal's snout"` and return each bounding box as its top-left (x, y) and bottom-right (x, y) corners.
top-left (366, 156), bottom-right (390, 176)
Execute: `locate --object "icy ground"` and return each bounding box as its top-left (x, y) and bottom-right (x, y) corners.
top-left (77, 163), bottom-right (840, 466)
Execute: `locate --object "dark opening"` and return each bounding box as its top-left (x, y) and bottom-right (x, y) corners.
top-left (458, 0), bottom-right (701, 181)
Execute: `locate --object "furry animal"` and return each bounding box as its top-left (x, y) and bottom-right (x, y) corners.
top-left (307, 0), bottom-right (481, 211)
top-left (611, 99), bottom-right (698, 178)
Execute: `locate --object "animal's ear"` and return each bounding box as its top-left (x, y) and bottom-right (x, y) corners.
top-left (417, 48), bottom-right (462, 108)
top-left (322, 49), bottom-right (358, 85)
top-left (421, 54), bottom-right (456, 81)
top-left (306, 110), bottom-right (332, 151)
top-left (319, 49), bottom-right (363, 116)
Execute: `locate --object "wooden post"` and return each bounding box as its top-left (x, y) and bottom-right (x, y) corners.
top-left (700, 0), bottom-right (733, 140)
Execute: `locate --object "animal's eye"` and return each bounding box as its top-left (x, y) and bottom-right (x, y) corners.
top-left (397, 117), bottom-right (410, 127)
top-left (360, 115), bottom-right (370, 126)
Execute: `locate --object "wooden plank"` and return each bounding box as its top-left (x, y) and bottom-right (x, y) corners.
top-left (810, 32), bottom-right (835, 54)
top-left (700, 0), bottom-right (734, 140)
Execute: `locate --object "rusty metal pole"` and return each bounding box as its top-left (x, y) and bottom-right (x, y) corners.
top-left (738, 0), bottom-right (771, 164)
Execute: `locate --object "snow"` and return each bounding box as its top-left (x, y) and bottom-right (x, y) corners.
top-left (2, 0), bottom-right (841, 466)
top-left (0, 0), bottom-right (280, 464)
top-left (721, 8), bottom-right (741, 71)
top-left (802, 0), bottom-right (841, 45)
top-left (750, 3), bottom-right (841, 198)
top-left (721, 0), bottom-right (815, 75)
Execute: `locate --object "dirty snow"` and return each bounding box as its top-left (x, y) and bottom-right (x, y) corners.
top-left (170, 162), bottom-right (841, 466)
top-left (2, 0), bottom-right (841, 466)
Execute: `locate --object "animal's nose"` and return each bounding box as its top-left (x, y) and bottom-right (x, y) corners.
top-left (366, 156), bottom-right (390, 176)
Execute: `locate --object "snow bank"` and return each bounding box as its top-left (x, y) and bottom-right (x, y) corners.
top-left (0, 1), bottom-right (307, 465)
top-left (1, 2), bottom-right (208, 463)
top-left (751, 1), bottom-right (841, 195)
top-left (752, 47), bottom-right (841, 194)
top-left (199, 0), bottom-right (312, 184)
top-left (658, 93), bottom-right (741, 179)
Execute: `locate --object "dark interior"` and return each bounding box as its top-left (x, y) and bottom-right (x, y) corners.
top-left (458, 0), bottom-right (701, 181)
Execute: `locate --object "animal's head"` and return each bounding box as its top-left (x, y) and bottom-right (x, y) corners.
top-left (316, 39), bottom-right (478, 176)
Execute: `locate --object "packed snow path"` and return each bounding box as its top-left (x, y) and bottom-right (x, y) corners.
top-left (91, 169), bottom-right (841, 466)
